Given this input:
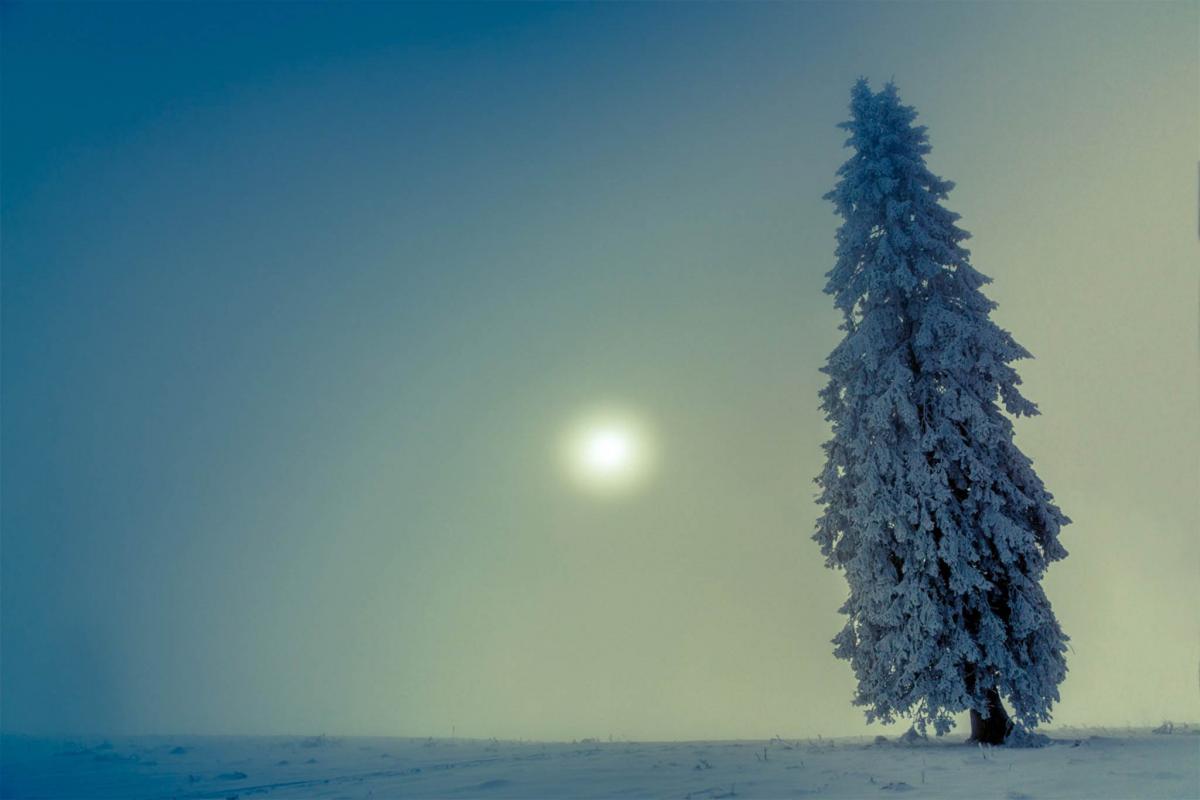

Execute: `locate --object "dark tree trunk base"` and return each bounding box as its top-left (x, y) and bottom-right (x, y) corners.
top-left (968, 689), bottom-right (1014, 745)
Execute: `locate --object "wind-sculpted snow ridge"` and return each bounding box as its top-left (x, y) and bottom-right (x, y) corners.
top-left (2, 729), bottom-right (1197, 799)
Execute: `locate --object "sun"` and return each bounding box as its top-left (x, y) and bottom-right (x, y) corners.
top-left (561, 409), bottom-right (655, 495)
top-left (581, 428), bottom-right (634, 474)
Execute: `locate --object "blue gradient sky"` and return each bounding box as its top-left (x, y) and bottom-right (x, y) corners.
top-left (3, 2), bottom-right (1197, 739)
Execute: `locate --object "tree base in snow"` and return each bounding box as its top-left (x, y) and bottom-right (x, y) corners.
top-left (968, 689), bottom-right (1014, 745)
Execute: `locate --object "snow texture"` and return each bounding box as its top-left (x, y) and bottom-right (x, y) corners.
top-left (814, 80), bottom-right (1071, 736)
top-left (2, 730), bottom-right (1197, 799)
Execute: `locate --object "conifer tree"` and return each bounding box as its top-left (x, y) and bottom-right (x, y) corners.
top-left (814, 79), bottom-right (1071, 744)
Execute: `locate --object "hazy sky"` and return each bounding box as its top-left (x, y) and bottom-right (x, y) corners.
top-left (3, 2), bottom-right (1197, 740)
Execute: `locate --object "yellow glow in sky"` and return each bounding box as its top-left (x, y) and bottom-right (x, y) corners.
top-left (562, 409), bottom-right (656, 495)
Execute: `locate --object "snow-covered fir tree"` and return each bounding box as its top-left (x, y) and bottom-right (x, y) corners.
top-left (813, 79), bottom-right (1071, 744)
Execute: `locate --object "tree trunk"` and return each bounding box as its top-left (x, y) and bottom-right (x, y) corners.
top-left (968, 688), bottom-right (1013, 745)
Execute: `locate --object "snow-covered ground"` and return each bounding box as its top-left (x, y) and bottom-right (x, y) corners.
top-left (2, 729), bottom-right (1197, 799)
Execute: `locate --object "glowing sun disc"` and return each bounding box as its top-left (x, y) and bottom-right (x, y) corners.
top-left (561, 409), bottom-right (655, 495)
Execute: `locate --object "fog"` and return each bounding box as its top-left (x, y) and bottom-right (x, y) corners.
top-left (3, 2), bottom-right (1196, 740)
